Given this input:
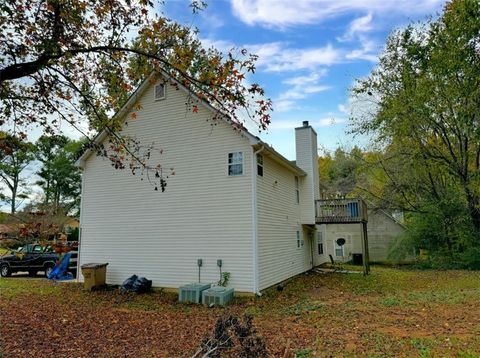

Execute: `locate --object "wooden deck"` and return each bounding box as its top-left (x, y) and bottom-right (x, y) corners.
top-left (315, 198), bottom-right (368, 224)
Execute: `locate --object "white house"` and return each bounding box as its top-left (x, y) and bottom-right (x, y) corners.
top-left (76, 74), bottom-right (328, 294)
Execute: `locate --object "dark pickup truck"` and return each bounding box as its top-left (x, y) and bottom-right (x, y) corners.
top-left (0, 244), bottom-right (77, 278)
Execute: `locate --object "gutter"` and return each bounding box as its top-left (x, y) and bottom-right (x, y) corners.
top-left (76, 170), bottom-right (86, 281)
top-left (252, 145), bottom-right (264, 295)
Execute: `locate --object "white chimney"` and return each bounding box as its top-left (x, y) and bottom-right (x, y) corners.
top-left (295, 121), bottom-right (320, 224)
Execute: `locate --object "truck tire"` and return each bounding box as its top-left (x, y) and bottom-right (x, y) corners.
top-left (1, 264), bottom-right (11, 277)
top-left (44, 263), bottom-right (54, 278)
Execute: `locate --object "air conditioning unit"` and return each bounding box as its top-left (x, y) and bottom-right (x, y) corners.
top-left (179, 283), bottom-right (211, 303)
top-left (202, 287), bottom-right (235, 306)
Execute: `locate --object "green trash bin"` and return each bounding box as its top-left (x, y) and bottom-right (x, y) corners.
top-left (81, 263), bottom-right (108, 290)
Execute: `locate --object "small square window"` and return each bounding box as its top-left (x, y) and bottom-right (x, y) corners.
top-left (257, 154), bottom-right (263, 177)
top-left (228, 152), bottom-right (243, 176)
top-left (154, 83), bottom-right (165, 100)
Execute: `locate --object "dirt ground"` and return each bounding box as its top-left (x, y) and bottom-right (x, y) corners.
top-left (1, 266), bottom-right (479, 357)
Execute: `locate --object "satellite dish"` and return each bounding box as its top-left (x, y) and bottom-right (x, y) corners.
top-left (336, 238), bottom-right (346, 246)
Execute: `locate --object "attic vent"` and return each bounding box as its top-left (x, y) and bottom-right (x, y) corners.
top-left (154, 83), bottom-right (165, 100)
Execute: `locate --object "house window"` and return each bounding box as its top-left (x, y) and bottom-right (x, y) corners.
top-left (228, 152), bottom-right (243, 176)
top-left (154, 83), bottom-right (165, 100)
top-left (317, 231), bottom-right (324, 255)
top-left (335, 239), bottom-right (344, 257)
top-left (257, 154), bottom-right (263, 177)
top-left (295, 176), bottom-right (300, 204)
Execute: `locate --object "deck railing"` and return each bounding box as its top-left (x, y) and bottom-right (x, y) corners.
top-left (315, 198), bottom-right (368, 223)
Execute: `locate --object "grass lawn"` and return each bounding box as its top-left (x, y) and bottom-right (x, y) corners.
top-left (1, 266), bottom-right (479, 357)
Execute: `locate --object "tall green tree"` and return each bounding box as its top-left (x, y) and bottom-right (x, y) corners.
top-left (0, 133), bottom-right (35, 213)
top-left (318, 146), bottom-right (364, 198)
top-left (35, 135), bottom-right (82, 214)
top-left (351, 0), bottom-right (480, 265)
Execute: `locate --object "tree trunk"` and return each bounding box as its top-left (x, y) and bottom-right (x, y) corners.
top-left (10, 196), bottom-right (16, 214)
top-left (464, 186), bottom-right (480, 235)
top-left (11, 183), bottom-right (17, 214)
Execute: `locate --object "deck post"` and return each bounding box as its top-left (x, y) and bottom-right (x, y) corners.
top-left (361, 222), bottom-right (370, 275)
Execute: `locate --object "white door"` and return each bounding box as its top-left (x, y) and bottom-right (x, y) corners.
top-left (313, 226), bottom-right (327, 266)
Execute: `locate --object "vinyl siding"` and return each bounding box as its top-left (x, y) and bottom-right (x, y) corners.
top-left (256, 154), bottom-right (311, 290)
top-left (79, 80), bottom-right (255, 292)
top-left (320, 211), bottom-right (406, 263)
top-left (323, 224), bottom-right (358, 262)
top-left (366, 212), bottom-right (405, 262)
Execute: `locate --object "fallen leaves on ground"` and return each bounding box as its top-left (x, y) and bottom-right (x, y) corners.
top-left (1, 267), bottom-right (480, 357)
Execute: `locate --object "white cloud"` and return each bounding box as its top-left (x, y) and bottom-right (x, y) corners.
top-left (274, 100), bottom-right (296, 112)
top-left (283, 69), bottom-right (328, 85)
top-left (336, 13), bottom-right (379, 63)
top-left (200, 38), bottom-right (236, 53)
top-left (248, 43), bottom-right (343, 71)
top-left (338, 12), bottom-right (374, 42)
top-left (275, 71), bottom-right (331, 112)
top-left (201, 36), bottom-right (379, 74)
top-left (269, 117), bottom-right (346, 130)
top-left (345, 36), bottom-right (378, 62)
top-left (339, 88), bottom-right (380, 122)
top-left (317, 117), bottom-right (346, 126)
top-left (200, 39), bottom-right (344, 71)
top-left (230, 0), bottom-right (443, 28)
top-left (278, 84), bottom-right (330, 100)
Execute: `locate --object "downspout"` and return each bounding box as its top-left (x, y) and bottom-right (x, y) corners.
top-left (252, 145), bottom-right (264, 296)
top-left (76, 164), bottom-right (85, 281)
top-left (310, 229), bottom-right (315, 269)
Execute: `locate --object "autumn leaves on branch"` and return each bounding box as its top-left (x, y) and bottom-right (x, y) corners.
top-left (0, 0), bottom-right (272, 189)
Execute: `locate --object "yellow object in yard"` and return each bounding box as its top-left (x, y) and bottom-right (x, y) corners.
top-left (419, 249), bottom-right (429, 261)
top-left (81, 263), bottom-right (108, 290)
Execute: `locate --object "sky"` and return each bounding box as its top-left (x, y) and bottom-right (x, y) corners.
top-left (163, 0), bottom-right (445, 160)
top-left (0, 0), bottom-right (446, 212)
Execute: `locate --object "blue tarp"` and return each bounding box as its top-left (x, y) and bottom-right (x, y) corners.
top-left (48, 252), bottom-right (73, 280)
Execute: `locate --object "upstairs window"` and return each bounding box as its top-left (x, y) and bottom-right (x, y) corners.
top-left (295, 176), bottom-right (300, 204)
top-left (228, 152), bottom-right (243, 176)
top-left (154, 83), bottom-right (165, 100)
top-left (257, 154), bottom-right (264, 177)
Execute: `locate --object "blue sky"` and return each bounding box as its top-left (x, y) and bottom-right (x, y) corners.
top-left (164, 0), bottom-right (445, 159)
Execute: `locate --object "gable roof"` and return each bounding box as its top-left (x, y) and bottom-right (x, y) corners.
top-left (76, 70), bottom-right (306, 176)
